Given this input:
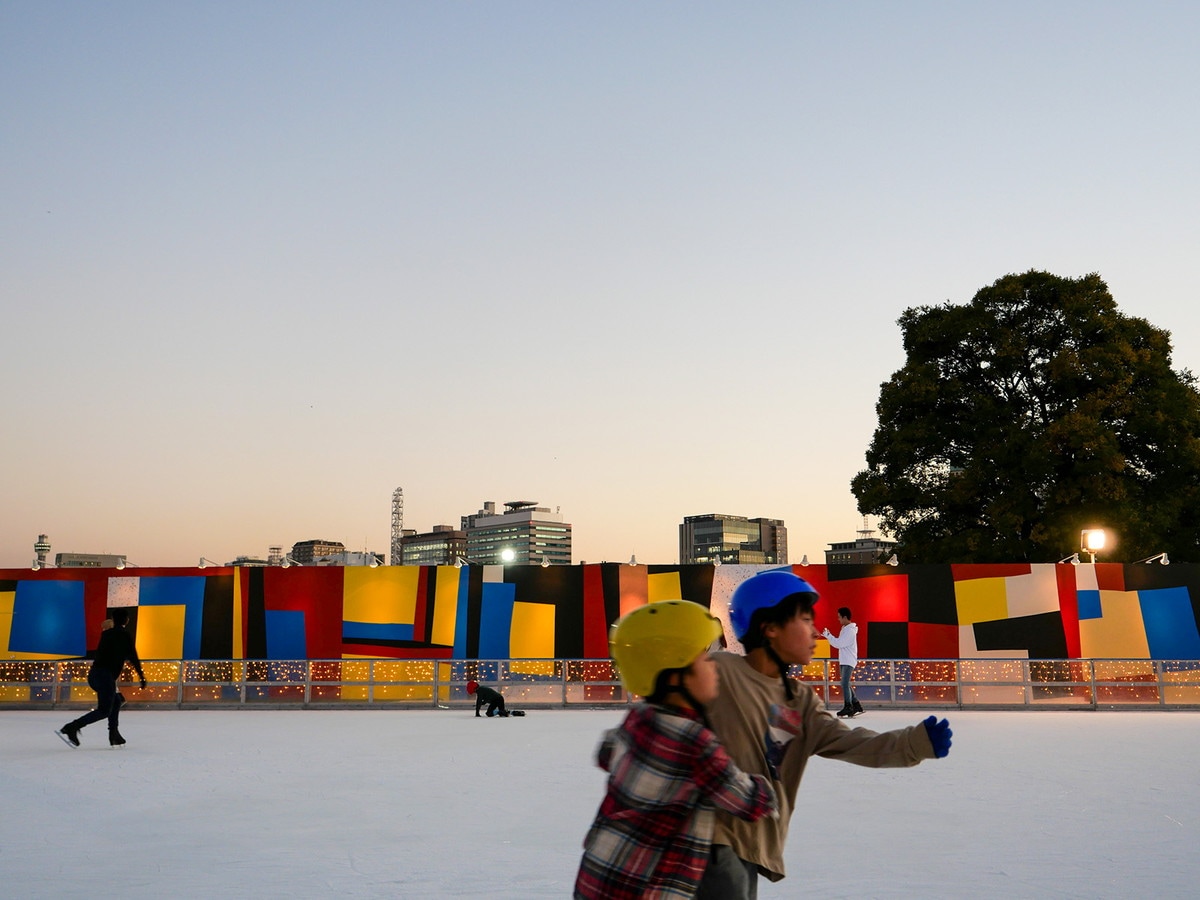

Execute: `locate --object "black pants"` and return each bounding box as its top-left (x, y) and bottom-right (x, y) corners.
top-left (71, 667), bottom-right (122, 730)
top-left (485, 698), bottom-right (507, 717)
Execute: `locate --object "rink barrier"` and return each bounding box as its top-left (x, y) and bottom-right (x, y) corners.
top-left (3, 657), bottom-right (1200, 710)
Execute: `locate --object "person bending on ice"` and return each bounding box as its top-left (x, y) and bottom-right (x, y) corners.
top-left (575, 600), bottom-right (777, 900)
top-left (467, 680), bottom-right (508, 717)
top-left (695, 570), bottom-right (952, 899)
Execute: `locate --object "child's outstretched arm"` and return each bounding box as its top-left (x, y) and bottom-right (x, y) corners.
top-left (693, 733), bottom-right (777, 822)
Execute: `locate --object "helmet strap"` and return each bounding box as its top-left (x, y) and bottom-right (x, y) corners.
top-left (765, 643), bottom-right (795, 701)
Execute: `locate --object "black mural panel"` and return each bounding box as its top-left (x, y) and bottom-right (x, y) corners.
top-left (904, 565), bottom-right (959, 625)
top-left (601, 563), bottom-right (623, 632)
top-left (867, 621), bottom-right (909, 659)
top-left (199, 574), bottom-right (234, 658)
top-left (973, 611), bottom-right (1068, 659)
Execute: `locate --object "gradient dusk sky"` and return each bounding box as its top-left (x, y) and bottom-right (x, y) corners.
top-left (3, 2), bottom-right (1199, 568)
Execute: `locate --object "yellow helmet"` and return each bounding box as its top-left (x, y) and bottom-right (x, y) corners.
top-left (609, 600), bottom-right (723, 697)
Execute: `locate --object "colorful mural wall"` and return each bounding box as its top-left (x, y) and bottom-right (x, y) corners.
top-left (4, 562), bottom-right (1200, 662)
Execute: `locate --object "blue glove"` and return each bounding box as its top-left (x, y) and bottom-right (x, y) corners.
top-left (922, 716), bottom-right (952, 758)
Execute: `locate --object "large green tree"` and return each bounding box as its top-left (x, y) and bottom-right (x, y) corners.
top-left (851, 270), bottom-right (1200, 563)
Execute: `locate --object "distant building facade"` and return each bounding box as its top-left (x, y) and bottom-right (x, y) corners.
top-left (290, 540), bottom-right (346, 564)
top-left (398, 526), bottom-right (468, 566)
top-left (679, 514), bottom-right (787, 565)
top-left (460, 500), bottom-right (572, 566)
top-left (826, 519), bottom-right (898, 565)
top-left (54, 552), bottom-right (127, 568)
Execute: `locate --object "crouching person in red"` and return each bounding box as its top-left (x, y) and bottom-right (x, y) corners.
top-left (575, 600), bottom-right (778, 900)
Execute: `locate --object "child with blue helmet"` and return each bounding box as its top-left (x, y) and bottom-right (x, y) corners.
top-left (695, 570), bottom-right (952, 899)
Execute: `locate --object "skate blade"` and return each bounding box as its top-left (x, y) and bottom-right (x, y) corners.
top-left (55, 729), bottom-right (79, 748)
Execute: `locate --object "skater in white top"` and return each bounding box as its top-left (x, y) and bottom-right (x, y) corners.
top-left (823, 607), bottom-right (861, 718)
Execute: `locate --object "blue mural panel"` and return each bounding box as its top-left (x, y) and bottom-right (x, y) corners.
top-left (342, 621), bottom-right (415, 642)
top-left (1077, 590), bottom-right (1102, 620)
top-left (478, 582), bottom-right (517, 659)
top-left (265, 610), bottom-right (307, 659)
top-left (1139, 587), bottom-right (1200, 659)
top-left (10, 580), bottom-right (86, 656)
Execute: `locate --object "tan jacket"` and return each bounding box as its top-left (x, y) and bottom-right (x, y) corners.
top-left (707, 651), bottom-right (935, 881)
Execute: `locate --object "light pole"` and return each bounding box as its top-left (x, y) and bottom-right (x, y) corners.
top-left (1080, 529), bottom-right (1107, 564)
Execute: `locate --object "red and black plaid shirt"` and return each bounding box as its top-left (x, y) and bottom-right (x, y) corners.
top-left (574, 703), bottom-right (776, 899)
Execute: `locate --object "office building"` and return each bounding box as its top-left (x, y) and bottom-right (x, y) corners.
top-left (826, 519), bottom-right (898, 564)
top-left (679, 514), bottom-right (787, 565)
top-left (460, 500), bottom-right (572, 566)
top-left (398, 525), bottom-right (469, 566)
top-left (289, 540), bottom-right (346, 565)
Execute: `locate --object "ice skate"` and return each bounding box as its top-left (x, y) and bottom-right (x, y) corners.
top-left (836, 704), bottom-right (854, 718)
top-left (852, 699), bottom-right (864, 716)
top-left (56, 724), bottom-right (81, 747)
top-left (109, 726), bottom-right (126, 747)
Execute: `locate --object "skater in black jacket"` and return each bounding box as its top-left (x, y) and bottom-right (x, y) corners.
top-left (467, 680), bottom-right (509, 717)
top-left (57, 608), bottom-right (147, 748)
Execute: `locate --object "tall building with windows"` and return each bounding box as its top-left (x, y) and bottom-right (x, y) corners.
top-left (825, 518), bottom-right (898, 564)
top-left (398, 525), bottom-right (468, 566)
top-left (679, 514), bottom-right (787, 565)
top-left (460, 500), bottom-right (572, 566)
top-left (290, 539), bottom-right (346, 564)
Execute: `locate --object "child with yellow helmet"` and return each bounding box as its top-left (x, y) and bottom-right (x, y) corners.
top-left (574, 600), bottom-right (777, 900)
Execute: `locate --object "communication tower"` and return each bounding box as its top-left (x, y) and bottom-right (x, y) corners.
top-left (390, 487), bottom-right (404, 565)
top-left (34, 534), bottom-right (51, 568)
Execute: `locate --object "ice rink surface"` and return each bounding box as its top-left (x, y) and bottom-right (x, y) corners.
top-left (3, 707), bottom-right (1198, 898)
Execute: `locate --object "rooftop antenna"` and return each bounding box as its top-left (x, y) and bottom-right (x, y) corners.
top-left (391, 487), bottom-right (404, 566)
top-left (857, 515), bottom-right (875, 539)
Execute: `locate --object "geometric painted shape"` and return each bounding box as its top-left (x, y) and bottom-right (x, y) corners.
top-left (265, 609), bottom-right (307, 659)
top-left (866, 620), bottom-right (908, 658)
top-left (973, 611), bottom-right (1069, 659)
top-left (1078, 591), bottom-right (1151, 659)
top-left (134, 604), bottom-right (187, 660)
top-left (1140, 587), bottom-right (1200, 659)
top-left (431, 567), bottom-right (462, 648)
top-left (343, 566), bottom-right (419, 626)
top-left (1077, 590), bottom-right (1102, 620)
top-left (478, 582), bottom-right (517, 659)
top-left (341, 622), bottom-right (416, 642)
top-left (510, 600), bottom-right (555, 659)
top-left (139, 576), bottom-right (206, 659)
top-left (106, 576), bottom-right (140, 607)
top-left (958, 623), bottom-right (1029, 659)
top-left (1003, 565), bottom-right (1061, 618)
top-left (955, 577), bottom-right (1008, 626)
top-left (9, 580), bottom-right (86, 657)
top-left (647, 570), bottom-right (682, 603)
top-left (908, 622), bottom-right (959, 658)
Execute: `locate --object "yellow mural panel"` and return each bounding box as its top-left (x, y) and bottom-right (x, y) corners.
top-left (344, 566), bottom-right (419, 625)
top-left (430, 566), bottom-right (460, 647)
top-left (510, 602), bottom-right (555, 659)
top-left (135, 605), bottom-right (187, 660)
top-left (1079, 591), bottom-right (1151, 658)
top-left (647, 572), bottom-right (682, 603)
top-left (233, 571), bottom-right (243, 660)
top-left (955, 578), bottom-right (1008, 626)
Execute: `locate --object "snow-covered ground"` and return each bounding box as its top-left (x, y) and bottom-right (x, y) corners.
top-left (3, 708), bottom-right (1198, 898)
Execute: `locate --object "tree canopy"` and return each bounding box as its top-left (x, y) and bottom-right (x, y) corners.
top-left (851, 270), bottom-right (1200, 563)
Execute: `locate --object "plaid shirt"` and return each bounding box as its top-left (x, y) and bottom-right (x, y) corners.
top-left (574, 703), bottom-right (777, 900)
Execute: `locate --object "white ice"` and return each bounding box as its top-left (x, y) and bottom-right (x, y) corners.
top-left (3, 708), bottom-right (1198, 898)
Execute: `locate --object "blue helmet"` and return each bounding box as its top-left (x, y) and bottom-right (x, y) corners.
top-left (729, 570), bottom-right (819, 642)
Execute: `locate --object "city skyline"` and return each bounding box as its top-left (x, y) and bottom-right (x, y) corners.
top-left (4, 4), bottom-right (1199, 569)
